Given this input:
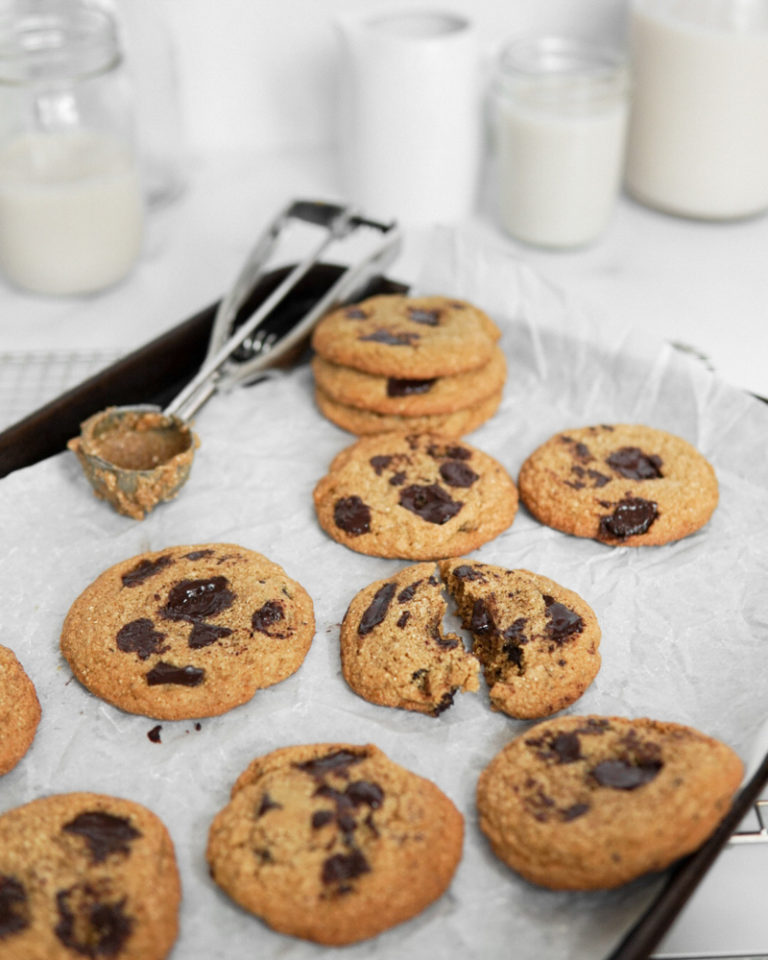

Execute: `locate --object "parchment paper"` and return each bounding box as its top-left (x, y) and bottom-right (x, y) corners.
top-left (1, 228), bottom-right (767, 960)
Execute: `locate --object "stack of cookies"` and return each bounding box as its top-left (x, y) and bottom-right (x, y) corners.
top-left (310, 294), bottom-right (507, 437)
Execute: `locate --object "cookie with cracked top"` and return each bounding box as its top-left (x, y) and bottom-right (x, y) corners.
top-left (60, 543), bottom-right (315, 720)
top-left (440, 560), bottom-right (600, 718)
top-left (340, 563), bottom-right (479, 715)
top-left (0, 644), bottom-right (41, 776)
top-left (313, 432), bottom-right (518, 560)
top-left (476, 715), bottom-right (743, 890)
top-left (0, 792), bottom-right (180, 960)
top-left (206, 742), bottom-right (464, 945)
top-left (311, 294), bottom-right (501, 378)
top-left (518, 424), bottom-right (718, 546)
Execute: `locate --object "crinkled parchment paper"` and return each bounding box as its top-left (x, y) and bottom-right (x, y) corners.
top-left (1, 228), bottom-right (766, 960)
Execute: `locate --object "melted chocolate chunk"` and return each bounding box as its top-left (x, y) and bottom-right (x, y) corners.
top-left (369, 455), bottom-right (392, 475)
top-left (606, 446), bottom-right (663, 480)
top-left (312, 810), bottom-right (335, 829)
top-left (427, 443), bottom-right (471, 461)
top-left (345, 780), bottom-right (384, 809)
top-left (592, 758), bottom-right (663, 789)
top-left (257, 793), bottom-right (282, 817)
top-left (399, 483), bottom-right (462, 524)
top-left (147, 725), bottom-right (162, 743)
top-left (0, 875), bottom-right (28, 938)
top-left (543, 596), bottom-right (584, 642)
top-left (439, 460), bottom-right (479, 488)
top-left (451, 564), bottom-right (486, 582)
top-left (121, 554), bottom-right (173, 587)
top-left (501, 618), bottom-right (527, 667)
top-left (296, 749), bottom-right (365, 780)
top-left (397, 580), bottom-right (422, 603)
top-left (322, 850), bottom-right (371, 885)
top-left (470, 598), bottom-right (494, 636)
top-left (599, 497), bottom-right (658, 539)
top-left (116, 619), bottom-right (168, 661)
top-left (63, 812), bottom-right (141, 862)
top-left (145, 662), bottom-right (204, 687)
top-left (160, 576), bottom-right (234, 622)
top-left (358, 582), bottom-right (397, 635)
top-left (188, 621), bottom-right (232, 649)
top-left (386, 377), bottom-right (436, 397)
top-left (551, 732), bottom-right (582, 764)
top-left (251, 600), bottom-right (286, 634)
top-left (359, 328), bottom-right (419, 346)
top-left (55, 886), bottom-right (133, 956)
top-left (334, 496), bottom-right (371, 536)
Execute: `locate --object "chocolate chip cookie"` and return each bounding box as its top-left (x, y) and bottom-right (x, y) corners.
top-left (518, 424), bottom-right (719, 546)
top-left (311, 295), bottom-right (501, 378)
top-left (0, 644), bottom-right (41, 776)
top-left (0, 792), bottom-right (180, 959)
top-left (313, 433), bottom-right (518, 559)
top-left (206, 742), bottom-right (464, 945)
top-left (477, 715), bottom-right (743, 890)
top-left (60, 543), bottom-right (315, 720)
top-left (340, 563), bottom-right (480, 715)
top-left (440, 560), bottom-right (601, 718)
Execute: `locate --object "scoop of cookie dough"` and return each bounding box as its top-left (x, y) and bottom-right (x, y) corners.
top-left (0, 644), bottom-right (41, 776)
top-left (207, 742), bottom-right (464, 945)
top-left (518, 424), bottom-right (718, 546)
top-left (477, 715), bottom-right (743, 890)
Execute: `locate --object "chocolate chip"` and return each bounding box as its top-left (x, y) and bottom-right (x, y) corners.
top-left (439, 460), bottom-right (479, 488)
top-left (345, 781), bottom-right (384, 809)
top-left (312, 810), bottom-right (335, 829)
top-left (501, 617), bottom-right (527, 667)
top-left (573, 442), bottom-right (592, 462)
top-left (451, 564), bottom-right (485, 582)
top-left (358, 582), bottom-right (397, 635)
top-left (543, 596), bottom-right (584, 642)
top-left (433, 690), bottom-right (456, 714)
top-left (116, 619), bottom-right (168, 661)
top-left (407, 306), bottom-right (441, 325)
top-left (160, 577), bottom-right (235, 622)
top-left (399, 483), bottom-right (462, 524)
top-left (188, 622), bottom-right (232, 649)
top-left (251, 600), bottom-right (286, 634)
top-left (397, 581), bottom-right (422, 603)
top-left (396, 611), bottom-right (410, 628)
top-left (591, 758), bottom-right (662, 789)
top-left (145, 662), bottom-right (204, 686)
top-left (389, 471), bottom-right (406, 486)
top-left (345, 307), bottom-right (367, 318)
top-left (54, 886), bottom-right (133, 955)
top-left (183, 549), bottom-right (215, 561)
top-left (322, 850), bottom-right (370, 885)
top-left (369, 455), bottom-right (392, 475)
top-left (551, 732), bottom-right (582, 763)
top-left (386, 377), bottom-right (436, 397)
top-left (296, 749), bottom-right (365, 780)
top-left (147, 725), bottom-right (162, 743)
top-left (427, 443), bottom-right (471, 461)
top-left (470, 598), bottom-right (494, 636)
top-left (562, 802), bottom-right (590, 821)
top-left (257, 793), bottom-right (282, 817)
top-left (606, 446), bottom-right (663, 480)
top-left (121, 554), bottom-right (173, 587)
top-left (0, 875), bottom-right (28, 938)
top-left (334, 496), bottom-right (371, 536)
top-left (599, 497), bottom-right (658, 539)
top-left (359, 329), bottom-right (419, 346)
top-left (63, 812), bottom-right (141, 863)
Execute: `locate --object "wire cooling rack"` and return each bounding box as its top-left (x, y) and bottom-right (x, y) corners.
top-left (0, 350), bottom-right (123, 432)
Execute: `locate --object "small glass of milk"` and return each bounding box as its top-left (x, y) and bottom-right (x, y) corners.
top-left (0, 2), bottom-right (144, 296)
top-left (491, 37), bottom-right (630, 249)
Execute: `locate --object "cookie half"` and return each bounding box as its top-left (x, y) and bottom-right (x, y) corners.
top-left (311, 295), bottom-right (501, 378)
top-left (340, 563), bottom-right (480, 715)
top-left (0, 792), bottom-right (180, 959)
top-left (0, 644), bottom-right (41, 776)
top-left (477, 715), bottom-right (743, 890)
top-left (313, 433), bottom-right (518, 560)
top-left (207, 742), bottom-right (463, 945)
top-left (60, 543), bottom-right (315, 720)
top-left (440, 560), bottom-right (601, 718)
top-left (518, 424), bottom-right (718, 546)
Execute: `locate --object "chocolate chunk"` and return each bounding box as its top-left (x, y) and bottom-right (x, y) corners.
top-left (543, 596), bottom-right (584, 642)
top-left (147, 725), bottom-right (162, 743)
top-left (322, 849), bottom-right (370, 885)
top-left (116, 619), bottom-right (168, 661)
top-left (389, 471), bottom-right (406, 486)
top-left (188, 621), bottom-right (232, 649)
top-left (345, 780), bottom-right (384, 809)
top-left (573, 442), bottom-right (592, 462)
top-left (0, 875), bottom-right (28, 938)
top-left (63, 812), bottom-right (141, 862)
top-left (591, 758), bottom-right (662, 789)
top-left (257, 793), bottom-right (282, 818)
top-left (434, 690), bottom-right (456, 714)
top-left (470, 598), bottom-right (494, 636)
top-left (397, 581), bottom-right (422, 603)
top-left (562, 802), bottom-right (589, 821)
top-left (399, 483), bottom-right (462, 524)
top-left (407, 306), bottom-right (440, 325)
top-left (183, 549), bottom-right (215, 561)
top-left (359, 329), bottom-right (419, 346)
top-left (55, 886), bottom-right (133, 956)
top-left (369, 455), bottom-right (392, 475)
top-left (606, 446), bottom-right (663, 480)
top-left (396, 611), bottom-right (410, 628)
top-left (501, 618), bottom-right (527, 667)
top-left (160, 577), bottom-right (234, 622)
top-left (427, 443), bottom-right (471, 461)
top-left (334, 496), bottom-right (371, 536)
top-left (358, 582), bottom-right (397, 636)
top-left (145, 662), bottom-right (205, 686)
top-left (345, 307), bottom-right (367, 318)
top-left (551, 731), bottom-right (582, 764)
top-left (439, 460), bottom-right (479, 488)
top-left (312, 810), bottom-right (335, 829)
top-left (451, 564), bottom-right (485, 582)
top-left (251, 600), bottom-right (286, 634)
top-left (599, 497), bottom-right (658, 539)
top-left (386, 377), bottom-right (436, 397)
top-left (296, 749), bottom-right (365, 780)
top-left (121, 554), bottom-right (173, 587)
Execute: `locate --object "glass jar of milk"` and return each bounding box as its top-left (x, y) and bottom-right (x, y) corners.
top-left (491, 37), bottom-right (630, 249)
top-left (0, 2), bottom-right (144, 295)
top-left (625, 0), bottom-right (768, 220)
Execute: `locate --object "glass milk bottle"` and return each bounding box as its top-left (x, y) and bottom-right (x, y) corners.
top-left (491, 37), bottom-right (630, 249)
top-left (0, 1), bottom-right (144, 295)
top-left (625, 0), bottom-right (768, 219)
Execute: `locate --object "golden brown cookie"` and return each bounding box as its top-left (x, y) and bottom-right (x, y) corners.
top-left (477, 715), bottom-right (743, 890)
top-left (60, 543), bottom-right (315, 720)
top-left (314, 384), bottom-right (502, 437)
top-left (207, 742), bottom-right (463, 946)
top-left (0, 644), bottom-right (41, 776)
top-left (440, 560), bottom-right (601, 718)
top-left (518, 424), bottom-right (719, 546)
top-left (311, 345), bottom-right (507, 416)
top-left (313, 433), bottom-right (518, 560)
top-left (340, 563), bottom-right (480, 715)
top-left (0, 792), bottom-right (180, 959)
top-left (311, 295), bottom-right (501, 378)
